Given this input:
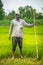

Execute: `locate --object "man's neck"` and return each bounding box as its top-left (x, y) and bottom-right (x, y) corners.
top-left (16, 18), bottom-right (20, 22)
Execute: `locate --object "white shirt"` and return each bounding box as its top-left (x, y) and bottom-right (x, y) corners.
top-left (9, 18), bottom-right (33, 38)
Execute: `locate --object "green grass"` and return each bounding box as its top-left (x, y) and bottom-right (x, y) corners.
top-left (0, 25), bottom-right (43, 65)
top-left (0, 25), bottom-right (43, 58)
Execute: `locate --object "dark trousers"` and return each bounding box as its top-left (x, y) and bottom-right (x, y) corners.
top-left (12, 37), bottom-right (22, 52)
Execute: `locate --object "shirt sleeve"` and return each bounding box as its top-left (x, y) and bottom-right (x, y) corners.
top-left (23, 20), bottom-right (33, 27)
top-left (8, 20), bottom-right (14, 36)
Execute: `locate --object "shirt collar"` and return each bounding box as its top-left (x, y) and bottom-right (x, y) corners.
top-left (15, 18), bottom-right (20, 22)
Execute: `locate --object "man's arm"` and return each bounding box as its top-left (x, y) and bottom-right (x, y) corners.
top-left (8, 20), bottom-right (13, 40)
top-left (23, 20), bottom-right (35, 27)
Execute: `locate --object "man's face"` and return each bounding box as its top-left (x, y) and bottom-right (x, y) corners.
top-left (16, 14), bottom-right (20, 20)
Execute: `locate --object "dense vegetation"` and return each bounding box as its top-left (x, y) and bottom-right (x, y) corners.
top-left (0, 0), bottom-right (43, 24)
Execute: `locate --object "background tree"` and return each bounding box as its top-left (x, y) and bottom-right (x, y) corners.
top-left (19, 6), bottom-right (34, 23)
top-left (0, 0), bottom-right (5, 20)
top-left (18, 7), bottom-right (25, 19)
top-left (8, 10), bottom-right (15, 20)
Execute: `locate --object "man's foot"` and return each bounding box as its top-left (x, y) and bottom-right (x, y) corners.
top-left (12, 56), bottom-right (14, 60)
top-left (20, 55), bottom-right (23, 59)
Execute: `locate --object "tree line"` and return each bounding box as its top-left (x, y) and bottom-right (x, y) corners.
top-left (0, 0), bottom-right (43, 24)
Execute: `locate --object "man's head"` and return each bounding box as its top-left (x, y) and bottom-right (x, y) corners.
top-left (15, 12), bottom-right (20, 20)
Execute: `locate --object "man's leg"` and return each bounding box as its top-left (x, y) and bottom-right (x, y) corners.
top-left (20, 48), bottom-right (23, 58)
top-left (12, 37), bottom-right (17, 59)
top-left (18, 37), bottom-right (23, 58)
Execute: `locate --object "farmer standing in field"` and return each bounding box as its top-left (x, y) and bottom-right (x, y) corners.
top-left (8, 12), bottom-right (35, 59)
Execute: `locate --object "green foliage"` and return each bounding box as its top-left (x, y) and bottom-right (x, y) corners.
top-left (0, 4), bottom-right (43, 23)
top-left (19, 6), bottom-right (33, 19)
top-left (0, 19), bottom-right (43, 26)
top-left (0, 0), bottom-right (5, 20)
top-left (0, 26), bottom-right (43, 58)
top-left (18, 5), bottom-right (43, 24)
top-left (36, 19), bottom-right (43, 25)
top-left (36, 13), bottom-right (43, 19)
top-left (0, 20), bottom-right (11, 26)
top-left (8, 11), bottom-right (15, 20)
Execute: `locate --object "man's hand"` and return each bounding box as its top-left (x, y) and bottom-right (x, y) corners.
top-left (8, 36), bottom-right (11, 40)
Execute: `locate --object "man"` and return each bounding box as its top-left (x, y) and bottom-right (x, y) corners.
top-left (8, 12), bottom-right (35, 59)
